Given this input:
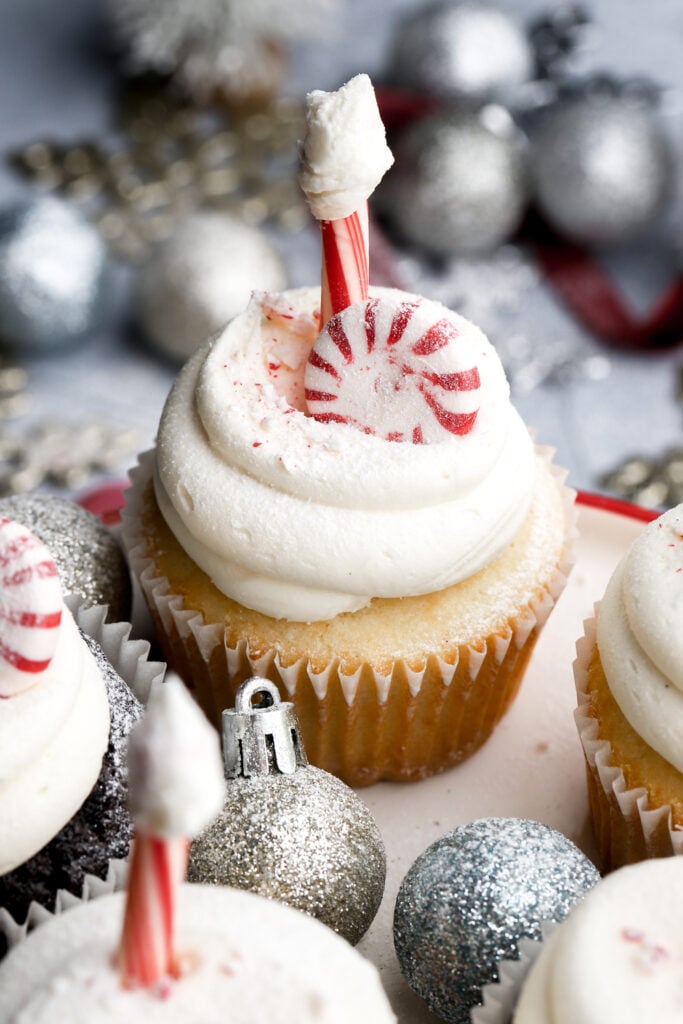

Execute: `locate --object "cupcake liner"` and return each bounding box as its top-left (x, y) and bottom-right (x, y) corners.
top-left (66, 594), bottom-right (166, 705)
top-left (0, 601), bottom-right (165, 952)
top-left (123, 448), bottom-right (576, 786)
top-left (0, 858), bottom-right (127, 953)
top-left (470, 922), bottom-right (558, 1024)
top-left (574, 613), bottom-right (683, 870)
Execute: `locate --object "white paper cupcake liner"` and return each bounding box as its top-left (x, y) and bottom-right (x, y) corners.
top-left (471, 922), bottom-right (558, 1024)
top-left (574, 613), bottom-right (683, 866)
top-left (0, 858), bottom-right (128, 952)
top-left (0, 602), bottom-right (165, 952)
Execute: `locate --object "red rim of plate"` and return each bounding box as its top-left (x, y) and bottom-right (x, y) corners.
top-left (576, 490), bottom-right (659, 524)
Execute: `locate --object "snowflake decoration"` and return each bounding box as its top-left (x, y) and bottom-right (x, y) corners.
top-left (10, 78), bottom-right (308, 262)
top-left (0, 421), bottom-right (140, 495)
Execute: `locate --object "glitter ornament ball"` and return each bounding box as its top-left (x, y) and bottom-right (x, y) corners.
top-left (380, 109), bottom-right (529, 257)
top-left (0, 198), bottom-right (110, 354)
top-left (133, 210), bottom-right (286, 362)
top-left (386, 0), bottom-right (533, 104)
top-left (188, 679), bottom-right (386, 946)
top-left (0, 493), bottom-right (132, 622)
top-left (531, 92), bottom-right (673, 245)
top-left (393, 818), bottom-right (600, 1024)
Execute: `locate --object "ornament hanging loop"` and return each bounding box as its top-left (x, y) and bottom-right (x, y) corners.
top-left (222, 677), bottom-right (308, 780)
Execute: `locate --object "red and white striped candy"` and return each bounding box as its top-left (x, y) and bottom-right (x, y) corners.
top-left (0, 518), bottom-right (62, 698)
top-left (320, 204), bottom-right (369, 327)
top-left (304, 296), bottom-right (481, 443)
top-left (119, 833), bottom-right (189, 989)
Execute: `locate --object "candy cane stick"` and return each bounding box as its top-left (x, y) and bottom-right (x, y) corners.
top-left (120, 834), bottom-right (189, 988)
top-left (320, 203), bottom-right (369, 326)
top-left (119, 679), bottom-right (225, 990)
top-left (298, 75), bottom-right (394, 326)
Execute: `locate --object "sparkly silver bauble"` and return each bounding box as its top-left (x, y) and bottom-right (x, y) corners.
top-left (133, 211), bottom-right (286, 361)
top-left (188, 679), bottom-right (386, 945)
top-left (0, 198), bottom-right (110, 354)
top-left (532, 93), bottom-right (673, 245)
top-left (380, 109), bottom-right (529, 258)
top-left (386, 1), bottom-right (533, 104)
top-left (0, 493), bottom-right (132, 622)
top-left (393, 818), bottom-right (600, 1023)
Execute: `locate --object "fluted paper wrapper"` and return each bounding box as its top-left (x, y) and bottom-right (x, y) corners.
top-left (470, 923), bottom-right (558, 1024)
top-left (574, 613), bottom-right (683, 871)
top-left (123, 449), bottom-right (576, 787)
top-left (0, 602), bottom-right (165, 952)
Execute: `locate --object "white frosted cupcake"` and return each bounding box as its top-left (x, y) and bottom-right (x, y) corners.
top-left (0, 885), bottom-right (396, 1023)
top-left (0, 519), bottom-right (162, 940)
top-left (123, 75), bottom-right (574, 786)
top-left (574, 503), bottom-right (683, 870)
top-left (513, 858), bottom-right (683, 1024)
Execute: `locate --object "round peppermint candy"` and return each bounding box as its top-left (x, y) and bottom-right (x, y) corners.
top-left (0, 518), bottom-right (62, 697)
top-left (304, 296), bottom-right (482, 443)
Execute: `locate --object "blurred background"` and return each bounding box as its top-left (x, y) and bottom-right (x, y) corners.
top-left (0, 0), bottom-right (682, 511)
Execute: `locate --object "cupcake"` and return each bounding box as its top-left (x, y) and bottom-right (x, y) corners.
top-left (574, 503), bottom-right (683, 870)
top-left (123, 74), bottom-right (574, 786)
top-left (0, 676), bottom-right (396, 1023)
top-left (0, 518), bottom-right (146, 934)
top-left (511, 858), bottom-right (683, 1024)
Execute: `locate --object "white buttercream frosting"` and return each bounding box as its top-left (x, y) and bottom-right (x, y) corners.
top-left (127, 678), bottom-right (224, 838)
top-left (154, 286), bottom-right (536, 622)
top-left (0, 886), bottom-right (396, 1023)
top-left (298, 74), bottom-right (394, 221)
top-left (0, 606), bottom-right (110, 874)
top-left (597, 504), bottom-right (683, 771)
top-left (514, 858), bottom-right (683, 1024)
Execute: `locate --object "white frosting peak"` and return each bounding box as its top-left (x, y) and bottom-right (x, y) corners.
top-left (299, 74), bottom-right (394, 221)
top-left (127, 677), bottom-right (224, 838)
top-left (514, 859), bottom-right (683, 1024)
top-left (597, 504), bottom-right (683, 771)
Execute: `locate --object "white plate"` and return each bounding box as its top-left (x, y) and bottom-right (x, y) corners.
top-left (357, 497), bottom-right (653, 1023)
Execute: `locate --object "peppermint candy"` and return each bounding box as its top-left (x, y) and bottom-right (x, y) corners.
top-left (0, 518), bottom-right (62, 697)
top-left (304, 296), bottom-right (482, 442)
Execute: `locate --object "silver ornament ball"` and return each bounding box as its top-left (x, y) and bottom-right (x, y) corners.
top-left (0, 493), bottom-right (131, 622)
top-left (133, 211), bottom-right (286, 362)
top-left (393, 817), bottom-right (600, 1024)
top-left (532, 94), bottom-right (673, 245)
top-left (0, 198), bottom-right (110, 354)
top-left (187, 679), bottom-right (386, 946)
top-left (386, 0), bottom-right (533, 104)
top-left (380, 109), bottom-right (529, 257)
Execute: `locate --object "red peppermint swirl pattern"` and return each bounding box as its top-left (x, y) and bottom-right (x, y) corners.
top-left (304, 296), bottom-right (481, 442)
top-left (0, 518), bottom-right (62, 697)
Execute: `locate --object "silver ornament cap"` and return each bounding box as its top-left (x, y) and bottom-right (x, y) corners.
top-left (222, 678), bottom-right (307, 779)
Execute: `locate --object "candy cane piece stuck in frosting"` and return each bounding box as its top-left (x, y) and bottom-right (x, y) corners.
top-left (119, 677), bottom-right (225, 990)
top-left (320, 205), bottom-right (369, 327)
top-left (298, 74), bottom-right (394, 326)
top-left (305, 295), bottom-right (482, 443)
top-left (0, 518), bottom-right (62, 698)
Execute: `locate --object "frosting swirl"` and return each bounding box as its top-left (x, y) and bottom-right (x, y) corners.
top-left (0, 606), bottom-right (110, 873)
top-left (597, 504), bottom-right (683, 771)
top-left (155, 287), bottom-right (536, 622)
